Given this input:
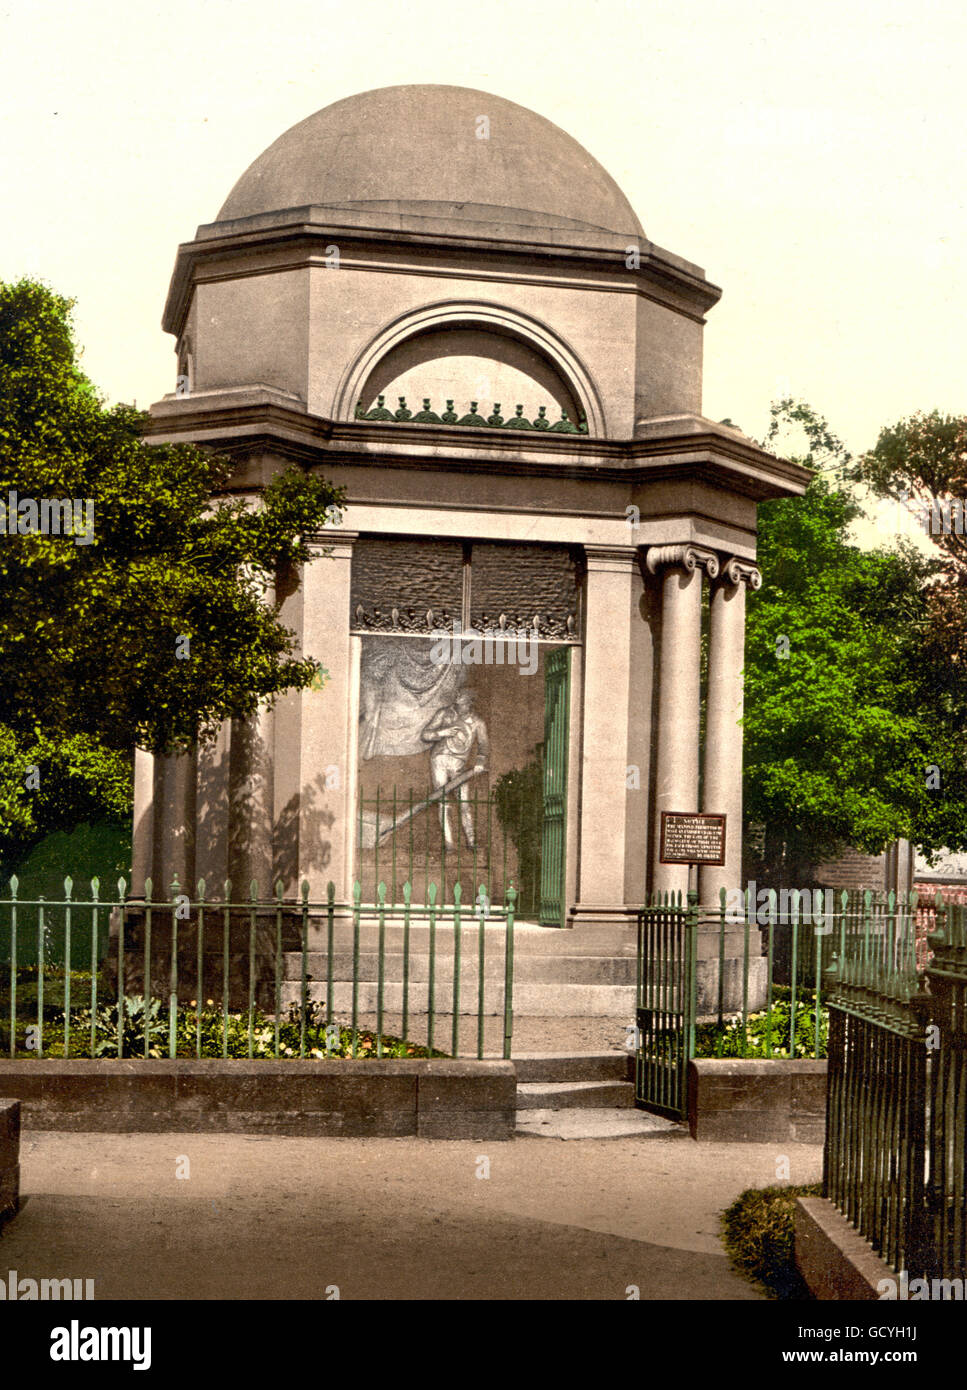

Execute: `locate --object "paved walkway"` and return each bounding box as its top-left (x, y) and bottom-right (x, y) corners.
top-left (2, 1129), bottom-right (822, 1300)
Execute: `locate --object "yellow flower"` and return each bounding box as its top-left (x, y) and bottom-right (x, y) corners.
top-left (206, 998), bottom-right (214, 1006)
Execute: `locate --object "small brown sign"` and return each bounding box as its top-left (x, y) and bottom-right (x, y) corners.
top-left (659, 811), bottom-right (726, 866)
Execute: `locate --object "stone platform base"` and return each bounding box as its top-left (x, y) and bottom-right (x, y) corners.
top-left (0, 1099), bottom-right (20, 1228)
top-left (795, 1196), bottom-right (895, 1299)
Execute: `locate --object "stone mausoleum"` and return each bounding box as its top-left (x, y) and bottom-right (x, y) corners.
top-left (135, 85), bottom-right (809, 1013)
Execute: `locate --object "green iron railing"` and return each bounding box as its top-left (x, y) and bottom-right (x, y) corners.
top-left (1, 876), bottom-right (518, 1062)
top-left (822, 889), bottom-right (967, 1281)
top-left (823, 892), bottom-right (930, 1276)
top-left (697, 887), bottom-right (929, 1060)
top-left (356, 783), bottom-right (540, 918)
top-left (635, 887), bottom-right (930, 1121)
top-left (919, 897), bottom-right (967, 1282)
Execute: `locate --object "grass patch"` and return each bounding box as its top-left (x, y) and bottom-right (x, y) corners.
top-left (721, 1183), bottom-right (822, 1299)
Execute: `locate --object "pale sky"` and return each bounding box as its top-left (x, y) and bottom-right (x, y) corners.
top-left (2, 0), bottom-right (964, 473)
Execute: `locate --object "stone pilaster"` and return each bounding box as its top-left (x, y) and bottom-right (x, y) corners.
top-left (297, 533), bottom-right (359, 901)
top-left (570, 546), bottom-right (652, 929)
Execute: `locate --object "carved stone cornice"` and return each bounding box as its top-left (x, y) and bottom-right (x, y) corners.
top-left (349, 608), bottom-right (579, 640)
top-left (644, 543), bottom-right (720, 579)
top-left (719, 557), bottom-right (762, 590)
top-left (304, 529), bottom-right (358, 561)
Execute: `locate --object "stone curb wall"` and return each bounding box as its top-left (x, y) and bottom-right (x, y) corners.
top-left (794, 1196), bottom-right (894, 1299)
top-left (0, 1061), bottom-right (516, 1140)
top-left (688, 1059), bottom-right (827, 1142)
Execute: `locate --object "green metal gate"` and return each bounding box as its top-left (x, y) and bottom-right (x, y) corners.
top-left (539, 647), bottom-right (570, 927)
top-left (635, 889), bottom-right (698, 1118)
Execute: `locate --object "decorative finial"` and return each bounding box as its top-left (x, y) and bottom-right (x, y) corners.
top-left (412, 398), bottom-right (443, 424)
top-left (504, 403), bottom-right (533, 430)
top-left (458, 401), bottom-right (488, 427)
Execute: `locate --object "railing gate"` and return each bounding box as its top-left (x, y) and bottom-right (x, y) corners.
top-left (635, 888), bottom-right (698, 1119)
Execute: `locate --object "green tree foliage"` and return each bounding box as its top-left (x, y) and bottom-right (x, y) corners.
top-left (0, 278), bottom-right (343, 858)
top-left (743, 400), bottom-right (967, 882)
top-left (851, 410), bottom-right (967, 727)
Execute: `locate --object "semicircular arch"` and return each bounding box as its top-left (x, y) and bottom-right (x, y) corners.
top-left (334, 300), bottom-right (606, 437)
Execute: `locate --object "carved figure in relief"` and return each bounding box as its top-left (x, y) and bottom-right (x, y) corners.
top-left (420, 691), bottom-right (490, 848)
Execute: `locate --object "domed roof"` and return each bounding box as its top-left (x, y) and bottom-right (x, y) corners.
top-left (217, 85), bottom-right (644, 241)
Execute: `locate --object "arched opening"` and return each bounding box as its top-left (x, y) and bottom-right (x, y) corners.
top-left (336, 301), bottom-right (605, 435)
top-left (357, 324), bottom-right (583, 429)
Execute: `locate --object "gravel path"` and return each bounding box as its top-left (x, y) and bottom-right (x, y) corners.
top-left (2, 1129), bottom-right (822, 1300)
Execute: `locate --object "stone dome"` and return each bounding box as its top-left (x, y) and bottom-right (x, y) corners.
top-left (217, 84), bottom-right (644, 241)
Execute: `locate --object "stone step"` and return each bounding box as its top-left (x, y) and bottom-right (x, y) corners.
top-left (279, 978), bottom-right (635, 1017)
top-left (512, 1051), bottom-right (634, 1083)
top-left (515, 1080), bottom-right (636, 1110)
top-left (284, 952), bottom-right (637, 985)
top-left (300, 921), bottom-right (637, 956)
top-left (515, 1107), bottom-right (683, 1139)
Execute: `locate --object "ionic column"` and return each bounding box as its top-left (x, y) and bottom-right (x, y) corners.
top-left (196, 719), bottom-right (232, 891)
top-left (647, 544), bottom-right (719, 898)
top-left (154, 749), bottom-right (197, 895)
top-left (131, 747), bottom-right (154, 896)
top-left (699, 559), bottom-right (761, 905)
